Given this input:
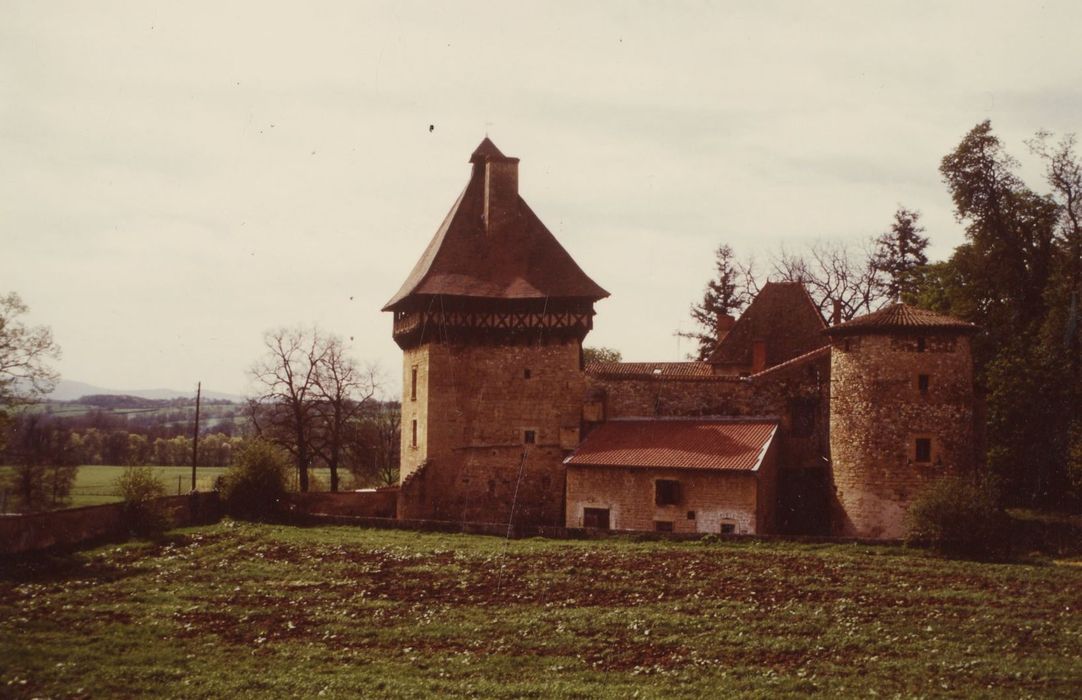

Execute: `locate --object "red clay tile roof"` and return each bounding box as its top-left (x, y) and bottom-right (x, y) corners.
top-left (383, 139), bottom-right (609, 311)
top-left (584, 361), bottom-right (717, 380)
top-left (565, 419), bottom-right (777, 471)
top-left (824, 302), bottom-right (976, 336)
top-left (708, 282), bottom-right (829, 368)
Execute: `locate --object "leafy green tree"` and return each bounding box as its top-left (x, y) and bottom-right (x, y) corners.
top-left (115, 467), bottom-right (168, 536)
top-left (918, 120), bottom-right (1081, 508)
top-left (219, 439), bottom-right (289, 520)
top-left (582, 347), bottom-right (622, 365)
top-left (0, 293), bottom-right (61, 455)
top-left (0, 293), bottom-right (61, 409)
top-left (871, 207), bottom-right (929, 301)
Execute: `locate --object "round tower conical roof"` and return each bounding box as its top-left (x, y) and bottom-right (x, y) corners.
top-left (824, 302), bottom-right (976, 336)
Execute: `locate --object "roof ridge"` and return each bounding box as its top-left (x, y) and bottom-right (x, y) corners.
top-left (748, 345), bottom-right (831, 379)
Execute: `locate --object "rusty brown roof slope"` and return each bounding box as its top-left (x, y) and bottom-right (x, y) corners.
top-left (825, 302), bottom-right (977, 336)
top-left (708, 282), bottom-right (828, 368)
top-left (565, 419), bottom-right (777, 471)
top-left (470, 136), bottom-right (505, 162)
top-left (585, 361), bottom-right (716, 380)
top-left (383, 139), bottom-right (609, 311)
top-left (748, 345), bottom-right (831, 380)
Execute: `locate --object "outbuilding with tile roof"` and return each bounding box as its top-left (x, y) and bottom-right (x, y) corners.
top-left (565, 418), bottom-right (780, 534)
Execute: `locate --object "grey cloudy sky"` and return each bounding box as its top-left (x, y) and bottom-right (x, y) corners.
top-left (3, 1), bottom-right (1080, 397)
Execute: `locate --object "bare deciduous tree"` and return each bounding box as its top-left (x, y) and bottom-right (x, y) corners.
top-left (312, 338), bottom-right (379, 492)
top-left (769, 240), bottom-right (883, 321)
top-left (248, 327), bottom-right (330, 493)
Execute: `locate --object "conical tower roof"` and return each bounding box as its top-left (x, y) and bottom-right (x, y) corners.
top-left (824, 302), bottom-right (976, 336)
top-left (383, 138), bottom-right (608, 311)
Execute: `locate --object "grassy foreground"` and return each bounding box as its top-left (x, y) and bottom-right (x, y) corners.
top-left (1, 524), bottom-right (1080, 698)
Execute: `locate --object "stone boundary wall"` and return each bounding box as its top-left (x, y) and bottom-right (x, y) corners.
top-left (286, 510), bottom-right (908, 546)
top-left (282, 490), bottom-right (397, 519)
top-left (0, 493), bottom-right (221, 556)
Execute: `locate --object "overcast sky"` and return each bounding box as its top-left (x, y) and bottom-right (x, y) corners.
top-left (3, 1), bottom-right (1080, 398)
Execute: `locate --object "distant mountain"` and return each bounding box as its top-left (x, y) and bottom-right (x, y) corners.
top-left (48, 379), bottom-right (244, 403)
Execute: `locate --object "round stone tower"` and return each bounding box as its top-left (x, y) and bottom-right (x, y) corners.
top-left (826, 303), bottom-right (977, 539)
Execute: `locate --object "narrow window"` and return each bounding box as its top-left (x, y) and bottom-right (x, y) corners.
top-left (410, 366), bottom-right (418, 401)
top-left (523, 429), bottom-right (536, 445)
top-left (918, 374), bottom-right (930, 394)
top-left (686, 510), bottom-right (696, 520)
top-left (916, 336), bottom-right (926, 352)
top-left (790, 398), bottom-right (817, 438)
top-left (655, 479), bottom-right (681, 506)
top-left (654, 521), bottom-right (674, 532)
top-left (583, 508), bottom-right (610, 530)
top-left (720, 522), bottom-right (736, 534)
top-left (914, 438), bottom-right (932, 463)
top-left (411, 419), bottom-right (418, 448)
top-left (523, 368), bottom-right (532, 379)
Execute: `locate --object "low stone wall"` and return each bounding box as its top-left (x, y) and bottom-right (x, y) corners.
top-left (0, 492), bottom-right (221, 556)
top-left (286, 510), bottom-right (907, 546)
top-left (283, 489), bottom-right (398, 519)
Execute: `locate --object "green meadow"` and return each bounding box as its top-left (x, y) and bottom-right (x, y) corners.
top-left (1, 523), bottom-right (1079, 698)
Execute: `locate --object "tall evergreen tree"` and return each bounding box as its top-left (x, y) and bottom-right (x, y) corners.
top-left (871, 207), bottom-right (929, 301)
top-left (682, 244), bottom-right (747, 360)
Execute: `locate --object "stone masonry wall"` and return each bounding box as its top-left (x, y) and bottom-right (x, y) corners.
top-left (399, 339), bottom-right (585, 527)
top-left (829, 333), bottom-right (974, 538)
top-left (565, 466), bottom-right (765, 534)
top-left (587, 354), bottom-right (830, 472)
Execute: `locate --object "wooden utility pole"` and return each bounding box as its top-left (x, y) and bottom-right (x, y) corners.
top-left (191, 381), bottom-right (201, 492)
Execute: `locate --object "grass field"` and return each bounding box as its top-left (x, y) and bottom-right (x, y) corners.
top-left (1, 465), bottom-right (347, 510)
top-left (67, 465), bottom-right (228, 506)
top-left (1, 523), bottom-right (1079, 698)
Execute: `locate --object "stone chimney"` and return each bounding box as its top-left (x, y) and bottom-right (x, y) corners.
top-left (483, 158), bottom-right (519, 234)
top-left (716, 313), bottom-right (736, 343)
top-left (831, 299), bottom-right (843, 326)
top-left (752, 339), bottom-right (767, 373)
top-left (469, 138), bottom-right (519, 234)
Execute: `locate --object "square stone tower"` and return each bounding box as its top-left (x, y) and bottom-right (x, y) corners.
top-left (383, 138), bottom-right (608, 527)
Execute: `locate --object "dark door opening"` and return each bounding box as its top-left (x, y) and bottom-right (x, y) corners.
top-left (583, 507), bottom-right (610, 530)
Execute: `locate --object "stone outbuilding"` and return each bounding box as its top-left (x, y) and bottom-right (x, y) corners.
top-left (565, 418), bottom-right (779, 534)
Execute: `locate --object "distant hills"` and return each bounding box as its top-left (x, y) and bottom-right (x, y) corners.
top-left (48, 379), bottom-right (244, 403)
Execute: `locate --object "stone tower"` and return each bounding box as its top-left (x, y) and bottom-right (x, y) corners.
top-left (383, 138), bottom-right (608, 527)
top-left (825, 303), bottom-right (977, 538)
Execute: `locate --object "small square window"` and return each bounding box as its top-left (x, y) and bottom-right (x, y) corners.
top-left (918, 374), bottom-right (930, 394)
top-left (523, 368), bottom-right (532, 379)
top-left (655, 479), bottom-right (681, 506)
top-left (687, 510), bottom-right (696, 520)
top-left (654, 521), bottom-right (673, 532)
top-left (523, 430), bottom-right (536, 445)
top-left (720, 522), bottom-right (736, 534)
top-left (916, 337), bottom-right (927, 352)
top-left (915, 438), bottom-right (932, 463)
